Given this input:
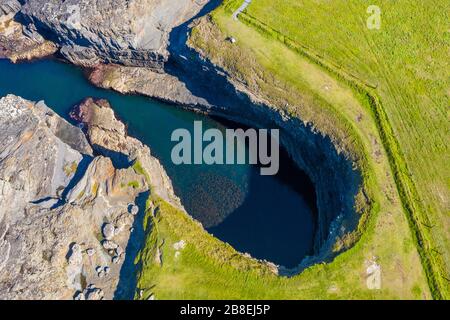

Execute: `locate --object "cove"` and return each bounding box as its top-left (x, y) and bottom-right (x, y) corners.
top-left (0, 58), bottom-right (318, 268)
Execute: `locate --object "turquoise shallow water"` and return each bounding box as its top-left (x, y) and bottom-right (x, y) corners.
top-left (0, 58), bottom-right (317, 268)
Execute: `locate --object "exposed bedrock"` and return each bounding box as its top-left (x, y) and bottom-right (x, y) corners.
top-left (171, 55), bottom-right (363, 266)
top-left (14, 0), bottom-right (207, 68)
top-left (89, 63), bottom-right (362, 270)
top-left (0, 94), bottom-right (178, 299)
top-left (0, 0), bottom-right (56, 62)
top-left (70, 97), bottom-right (180, 204)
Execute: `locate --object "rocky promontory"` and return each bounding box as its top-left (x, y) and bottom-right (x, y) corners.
top-left (0, 0), bottom-right (363, 276)
top-left (0, 0), bottom-right (56, 62)
top-left (0, 94), bottom-right (179, 299)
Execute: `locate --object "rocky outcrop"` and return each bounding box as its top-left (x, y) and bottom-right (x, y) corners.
top-left (70, 97), bottom-right (181, 205)
top-left (0, 94), bottom-right (92, 217)
top-left (0, 94), bottom-right (177, 299)
top-left (89, 64), bottom-right (208, 106)
top-left (15, 0), bottom-right (206, 68)
top-left (0, 0), bottom-right (56, 62)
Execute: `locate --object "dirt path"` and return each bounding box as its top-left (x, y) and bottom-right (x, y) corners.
top-left (232, 0), bottom-right (252, 20)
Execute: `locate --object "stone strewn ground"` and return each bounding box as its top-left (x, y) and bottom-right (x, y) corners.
top-left (0, 95), bottom-right (178, 299)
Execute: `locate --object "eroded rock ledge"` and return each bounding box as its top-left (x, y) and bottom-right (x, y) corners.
top-left (11, 0), bottom-right (205, 68)
top-left (0, 94), bottom-right (178, 299)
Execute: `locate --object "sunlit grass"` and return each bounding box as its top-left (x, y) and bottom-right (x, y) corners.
top-left (134, 0), bottom-right (447, 300)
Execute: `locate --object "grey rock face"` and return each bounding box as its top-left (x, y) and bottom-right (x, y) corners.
top-left (0, 95), bottom-right (92, 225)
top-left (0, 94), bottom-right (177, 300)
top-left (18, 0), bottom-right (206, 68)
top-left (102, 223), bottom-right (115, 240)
top-left (71, 97), bottom-right (181, 205)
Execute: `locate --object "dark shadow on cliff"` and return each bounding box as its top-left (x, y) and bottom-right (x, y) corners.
top-left (113, 190), bottom-right (149, 300)
top-left (165, 0), bottom-right (245, 110)
top-left (38, 154), bottom-right (94, 210)
top-left (165, 1), bottom-right (362, 271)
top-left (91, 144), bottom-right (131, 169)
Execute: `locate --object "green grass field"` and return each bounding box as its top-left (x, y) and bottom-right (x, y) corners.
top-left (239, 2), bottom-right (450, 289)
top-left (135, 195), bottom-right (428, 299)
top-left (135, 0), bottom-right (448, 299)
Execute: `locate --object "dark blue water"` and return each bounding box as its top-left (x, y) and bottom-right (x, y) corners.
top-left (0, 58), bottom-right (317, 268)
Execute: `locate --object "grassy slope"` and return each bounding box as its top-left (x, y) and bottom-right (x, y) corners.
top-left (134, 0), bottom-right (448, 299)
top-left (133, 0), bottom-right (437, 297)
top-left (188, 0), bottom-right (449, 298)
top-left (136, 195), bottom-right (428, 299)
top-left (238, 0), bottom-right (450, 297)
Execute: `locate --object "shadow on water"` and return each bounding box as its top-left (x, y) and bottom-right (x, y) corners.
top-left (114, 190), bottom-right (150, 300)
top-left (207, 140), bottom-right (318, 269)
top-left (60, 155), bottom-right (93, 201)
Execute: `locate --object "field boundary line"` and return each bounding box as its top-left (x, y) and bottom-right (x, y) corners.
top-left (226, 8), bottom-right (448, 299)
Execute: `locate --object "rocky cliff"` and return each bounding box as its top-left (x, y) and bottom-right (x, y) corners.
top-left (12, 0), bottom-right (206, 68)
top-left (0, 0), bottom-right (56, 62)
top-left (0, 0), bottom-right (362, 272)
top-left (0, 94), bottom-right (178, 299)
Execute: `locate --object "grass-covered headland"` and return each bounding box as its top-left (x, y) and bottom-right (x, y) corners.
top-left (134, 0), bottom-right (448, 299)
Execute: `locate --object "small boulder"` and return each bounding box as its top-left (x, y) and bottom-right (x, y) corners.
top-left (102, 240), bottom-right (118, 250)
top-left (366, 261), bottom-right (381, 290)
top-left (102, 223), bottom-right (115, 240)
top-left (129, 205), bottom-right (139, 216)
top-left (86, 248), bottom-right (95, 257)
top-left (173, 240), bottom-right (186, 251)
top-left (226, 36), bottom-right (236, 44)
top-left (154, 248), bottom-right (162, 266)
top-left (67, 243), bottom-right (83, 266)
